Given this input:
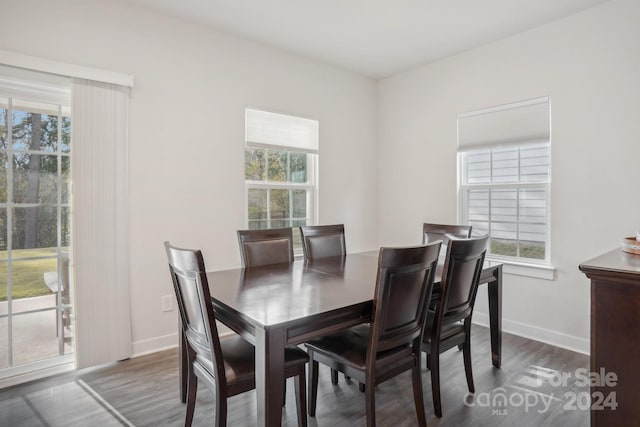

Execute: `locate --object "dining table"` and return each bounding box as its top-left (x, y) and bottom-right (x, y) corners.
top-left (179, 251), bottom-right (503, 427)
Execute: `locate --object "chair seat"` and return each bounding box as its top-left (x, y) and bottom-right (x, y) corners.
top-left (305, 324), bottom-right (413, 370)
top-left (196, 335), bottom-right (309, 384)
top-left (423, 317), bottom-right (465, 345)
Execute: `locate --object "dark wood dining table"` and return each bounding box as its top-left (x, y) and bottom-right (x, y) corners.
top-left (179, 251), bottom-right (502, 427)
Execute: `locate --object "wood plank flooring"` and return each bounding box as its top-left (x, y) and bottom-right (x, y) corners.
top-left (0, 325), bottom-right (589, 426)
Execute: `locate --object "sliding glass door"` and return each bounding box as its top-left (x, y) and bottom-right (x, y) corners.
top-left (0, 86), bottom-right (73, 376)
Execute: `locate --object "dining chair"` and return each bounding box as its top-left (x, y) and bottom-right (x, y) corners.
top-left (299, 224), bottom-right (348, 384)
top-left (306, 242), bottom-right (442, 427)
top-left (237, 227), bottom-right (294, 267)
top-left (164, 242), bottom-right (309, 427)
top-left (421, 235), bottom-right (488, 418)
top-left (300, 224), bottom-right (346, 260)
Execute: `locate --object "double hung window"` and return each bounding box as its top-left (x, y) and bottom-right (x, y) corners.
top-left (458, 97), bottom-right (551, 265)
top-left (244, 108), bottom-right (318, 252)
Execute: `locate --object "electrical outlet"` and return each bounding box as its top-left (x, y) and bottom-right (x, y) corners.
top-left (162, 295), bottom-right (174, 312)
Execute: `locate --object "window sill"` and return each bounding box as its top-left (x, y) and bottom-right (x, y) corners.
top-left (486, 258), bottom-right (556, 280)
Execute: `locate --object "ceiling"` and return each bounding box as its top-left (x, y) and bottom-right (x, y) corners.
top-left (125, 0), bottom-right (611, 79)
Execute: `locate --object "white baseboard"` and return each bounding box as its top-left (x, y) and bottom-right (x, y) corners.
top-left (131, 333), bottom-right (179, 358)
top-left (473, 312), bottom-right (589, 355)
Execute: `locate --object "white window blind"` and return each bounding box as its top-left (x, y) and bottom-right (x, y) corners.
top-left (458, 97), bottom-right (550, 151)
top-left (246, 108), bottom-right (319, 154)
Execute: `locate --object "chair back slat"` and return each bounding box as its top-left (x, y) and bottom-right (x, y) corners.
top-left (237, 228), bottom-right (294, 267)
top-left (300, 224), bottom-right (346, 260)
top-left (369, 243), bottom-right (441, 354)
top-left (437, 236), bottom-right (488, 323)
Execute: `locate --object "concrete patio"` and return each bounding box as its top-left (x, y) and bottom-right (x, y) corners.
top-left (0, 294), bottom-right (73, 370)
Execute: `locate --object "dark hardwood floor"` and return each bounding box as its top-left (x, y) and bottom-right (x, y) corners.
top-left (0, 325), bottom-right (589, 426)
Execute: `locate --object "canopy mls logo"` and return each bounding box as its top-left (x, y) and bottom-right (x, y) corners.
top-left (463, 368), bottom-right (618, 416)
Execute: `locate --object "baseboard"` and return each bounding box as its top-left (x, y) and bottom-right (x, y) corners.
top-left (131, 333), bottom-right (179, 357)
top-left (130, 330), bottom-right (236, 358)
top-left (472, 311), bottom-right (590, 355)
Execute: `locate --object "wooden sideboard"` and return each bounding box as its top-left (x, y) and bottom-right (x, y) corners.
top-left (579, 248), bottom-right (640, 426)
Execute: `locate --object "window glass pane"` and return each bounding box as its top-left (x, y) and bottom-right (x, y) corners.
top-left (245, 148), bottom-right (265, 181)
top-left (61, 156), bottom-right (70, 204)
top-left (13, 153), bottom-right (58, 204)
top-left (0, 208), bottom-right (6, 255)
top-left (468, 189), bottom-right (489, 222)
top-left (270, 189), bottom-right (290, 221)
top-left (466, 150), bottom-right (490, 184)
top-left (60, 114), bottom-right (71, 153)
top-left (289, 153), bottom-right (307, 183)
top-left (12, 207), bottom-right (58, 250)
top-left (13, 311), bottom-right (60, 365)
top-left (491, 238), bottom-right (517, 257)
top-left (0, 317), bottom-right (7, 369)
top-left (491, 147), bottom-right (518, 182)
top-left (520, 145), bottom-right (550, 182)
top-left (61, 207), bottom-right (71, 247)
top-left (490, 189), bottom-right (517, 223)
top-left (12, 101), bottom-right (59, 153)
top-left (11, 258), bottom-right (57, 311)
top-left (267, 150), bottom-right (287, 182)
top-left (0, 152), bottom-right (7, 203)
top-left (248, 188), bottom-right (267, 223)
top-left (0, 98), bottom-right (7, 149)
top-left (292, 190), bottom-right (307, 219)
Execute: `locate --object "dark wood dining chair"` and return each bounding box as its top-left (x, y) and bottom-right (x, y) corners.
top-left (164, 242), bottom-right (309, 427)
top-left (300, 224), bottom-right (346, 260)
top-left (237, 227), bottom-right (294, 267)
top-left (306, 242), bottom-right (442, 427)
top-left (421, 235), bottom-right (488, 418)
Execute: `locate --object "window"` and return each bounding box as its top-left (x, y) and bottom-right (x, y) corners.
top-left (244, 108), bottom-right (318, 253)
top-left (458, 97), bottom-right (551, 265)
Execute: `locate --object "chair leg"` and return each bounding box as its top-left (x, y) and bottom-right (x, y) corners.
top-left (308, 360), bottom-right (319, 417)
top-left (344, 374), bottom-right (351, 382)
top-left (283, 381), bottom-right (287, 407)
top-left (214, 384), bottom-right (227, 427)
top-left (330, 369), bottom-right (338, 385)
top-left (430, 348), bottom-right (442, 417)
top-left (365, 378), bottom-right (376, 427)
top-left (185, 370), bottom-right (197, 427)
top-left (411, 363), bottom-right (427, 427)
top-left (463, 335), bottom-right (475, 393)
top-left (295, 368), bottom-right (308, 427)
top-left (359, 382), bottom-right (365, 393)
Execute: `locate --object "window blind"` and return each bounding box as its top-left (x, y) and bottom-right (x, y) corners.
top-left (246, 108), bottom-right (319, 154)
top-left (458, 97), bottom-right (550, 151)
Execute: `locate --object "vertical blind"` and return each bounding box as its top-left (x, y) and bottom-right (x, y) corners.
top-left (72, 79), bottom-right (132, 368)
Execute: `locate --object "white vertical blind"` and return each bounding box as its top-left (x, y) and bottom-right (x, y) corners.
top-left (458, 97), bottom-right (550, 151)
top-left (72, 78), bottom-right (131, 368)
top-left (246, 108), bottom-right (319, 153)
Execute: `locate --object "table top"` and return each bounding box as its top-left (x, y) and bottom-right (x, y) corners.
top-left (207, 251), bottom-right (502, 329)
top-left (207, 252), bottom-right (379, 328)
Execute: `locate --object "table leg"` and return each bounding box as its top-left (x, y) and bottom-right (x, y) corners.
top-left (487, 264), bottom-right (502, 368)
top-left (255, 326), bottom-right (285, 427)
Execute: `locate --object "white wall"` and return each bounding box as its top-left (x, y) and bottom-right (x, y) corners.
top-left (378, 0), bottom-right (640, 353)
top-left (0, 0), bottom-right (378, 355)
